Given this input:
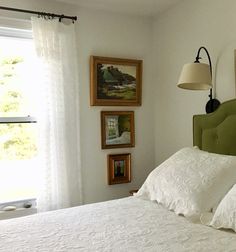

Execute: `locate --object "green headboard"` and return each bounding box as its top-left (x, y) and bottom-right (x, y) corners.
top-left (193, 99), bottom-right (236, 155)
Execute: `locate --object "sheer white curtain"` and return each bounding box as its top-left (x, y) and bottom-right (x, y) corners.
top-left (31, 17), bottom-right (82, 212)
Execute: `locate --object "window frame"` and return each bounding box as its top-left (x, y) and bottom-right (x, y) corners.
top-left (0, 25), bottom-right (36, 124)
top-left (0, 24), bottom-right (38, 205)
top-left (0, 116), bottom-right (37, 124)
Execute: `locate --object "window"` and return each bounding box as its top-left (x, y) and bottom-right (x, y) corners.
top-left (0, 27), bottom-right (40, 204)
top-left (106, 116), bottom-right (119, 139)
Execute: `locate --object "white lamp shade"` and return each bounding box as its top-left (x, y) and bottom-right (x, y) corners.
top-left (177, 63), bottom-right (212, 90)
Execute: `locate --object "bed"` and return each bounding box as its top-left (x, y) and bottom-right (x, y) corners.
top-left (1, 99), bottom-right (236, 252)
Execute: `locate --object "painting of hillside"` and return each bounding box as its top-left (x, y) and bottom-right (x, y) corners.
top-left (97, 63), bottom-right (137, 100)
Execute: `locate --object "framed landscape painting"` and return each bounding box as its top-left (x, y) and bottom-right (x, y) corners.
top-left (107, 153), bottom-right (131, 185)
top-left (90, 56), bottom-right (142, 106)
top-left (101, 111), bottom-right (135, 149)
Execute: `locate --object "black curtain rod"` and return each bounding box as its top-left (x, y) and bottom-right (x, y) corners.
top-left (0, 6), bottom-right (77, 22)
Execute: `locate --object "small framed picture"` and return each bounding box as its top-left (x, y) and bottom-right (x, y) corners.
top-left (107, 153), bottom-right (131, 185)
top-left (101, 111), bottom-right (135, 149)
top-left (90, 56), bottom-right (142, 106)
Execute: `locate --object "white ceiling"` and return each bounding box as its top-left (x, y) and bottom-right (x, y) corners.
top-left (52, 0), bottom-right (184, 17)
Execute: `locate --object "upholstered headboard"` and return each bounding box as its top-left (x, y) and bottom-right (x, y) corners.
top-left (193, 99), bottom-right (236, 155)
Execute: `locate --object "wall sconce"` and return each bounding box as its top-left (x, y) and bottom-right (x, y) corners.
top-left (177, 46), bottom-right (220, 113)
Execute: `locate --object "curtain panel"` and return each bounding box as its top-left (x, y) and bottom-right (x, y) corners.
top-left (31, 17), bottom-right (82, 211)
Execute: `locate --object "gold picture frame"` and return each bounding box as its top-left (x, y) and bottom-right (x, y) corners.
top-left (90, 56), bottom-right (142, 106)
top-left (107, 153), bottom-right (131, 185)
top-left (101, 111), bottom-right (135, 149)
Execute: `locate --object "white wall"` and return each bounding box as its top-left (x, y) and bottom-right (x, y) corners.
top-left (77, 8), bottom-right (155, 203)
top-left (2, 0), bottom-right (155, 204)
top-left (153, 0), bottom-right (236, 165)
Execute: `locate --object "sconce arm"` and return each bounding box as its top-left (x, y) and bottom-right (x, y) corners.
top-left (195, 46), bottom-right (212, 78)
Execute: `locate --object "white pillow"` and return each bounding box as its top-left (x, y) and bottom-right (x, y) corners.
top-left (136, 147), bottom-right (236, 218)
top-left (210, 184), bottom-right (236, 231)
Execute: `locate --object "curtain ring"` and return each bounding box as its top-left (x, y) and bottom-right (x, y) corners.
top-left (41, 12), bottom-right (46, 19)
top-left (38, 12), bottom-right (43, 19)
top-left (45, 13), bottom-right (50, 20)
top-left (59, 14), bottom-right (64, 22)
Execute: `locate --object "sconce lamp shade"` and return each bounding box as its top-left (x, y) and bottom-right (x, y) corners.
top-left (177, 62), bottom-right (212, 90)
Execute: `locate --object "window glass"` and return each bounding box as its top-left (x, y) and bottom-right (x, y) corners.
top-left (0, 36), bottom-right (37, 117)
top-left (0, 123), bottom-right (37, 160)
top-left (0, 31), bottom-right (39, 203)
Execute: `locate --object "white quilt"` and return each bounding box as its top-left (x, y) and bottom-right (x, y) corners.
top-left (0, 197), bottom-right (236, 252)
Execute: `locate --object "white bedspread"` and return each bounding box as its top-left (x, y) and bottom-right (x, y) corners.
top-left (1, 197), bottom-right (236, 252)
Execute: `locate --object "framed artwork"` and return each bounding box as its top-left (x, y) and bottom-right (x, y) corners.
top-left (107, 153), bottom-right (131, 185)
top-left (90, 56), bottom-right (142, 106)
top-left (101, 111), bottom-right (135, 149)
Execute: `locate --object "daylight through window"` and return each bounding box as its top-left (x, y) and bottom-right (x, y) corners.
top-left (0, 30), bottom-right (39, 204)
